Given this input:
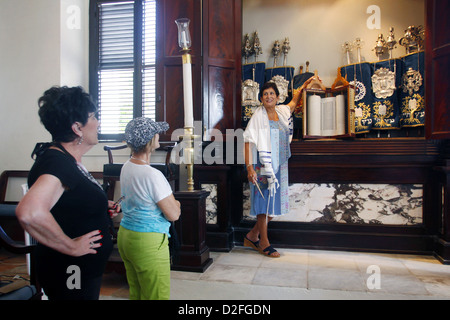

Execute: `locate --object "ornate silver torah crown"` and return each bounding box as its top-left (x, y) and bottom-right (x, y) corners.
top-left (269, 75), bottom-right (289, 104)
top-left (371, 67), bottom-right (396, 99)
top-left (402, 67), bottom-right (423, 96)
top-left (242, 79), bottom-right (260, 106)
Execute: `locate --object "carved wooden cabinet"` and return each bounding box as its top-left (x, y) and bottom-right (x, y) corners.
top-left (425, 0), bottom-right (450, 140)
top-left (425, 0), bottom-right (450, 263)
top-left (157, 0), bottom-right (450, 263)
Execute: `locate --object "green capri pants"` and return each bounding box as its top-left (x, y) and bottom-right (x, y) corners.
top-left (117, 226), bottom-right (170, 300)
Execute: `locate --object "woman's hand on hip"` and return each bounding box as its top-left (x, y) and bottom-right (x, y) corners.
top-left (71, 230), bottom-right (103, 256)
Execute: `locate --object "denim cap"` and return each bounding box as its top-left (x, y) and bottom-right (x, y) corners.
top-left (124, 117), bottom-right (169, 149)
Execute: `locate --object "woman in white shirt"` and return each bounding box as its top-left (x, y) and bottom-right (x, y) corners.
top-left (118, 117), bottom-right (180, 300)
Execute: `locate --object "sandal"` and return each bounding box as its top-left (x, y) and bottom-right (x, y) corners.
top-left (243, 236), bottom-right (260, 251)
top-left (260, 245), bottom-right (280, 258)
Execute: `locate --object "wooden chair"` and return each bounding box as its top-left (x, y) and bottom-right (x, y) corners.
top-left (103, 142), bottom-right (179, 200)
top-left (0, 171), bottom-right (29, 242)
top-left (0, 225), bottom-right (42, 300)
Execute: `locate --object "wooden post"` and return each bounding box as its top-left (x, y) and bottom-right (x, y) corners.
top-left (172, 190), bottom-right (213, 272)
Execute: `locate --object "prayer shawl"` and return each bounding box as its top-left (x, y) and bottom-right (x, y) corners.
top-left (243, 104), bottom-right (293, 177)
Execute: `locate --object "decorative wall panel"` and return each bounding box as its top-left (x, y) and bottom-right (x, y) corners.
top-left (202, 183), bottom-right (218, 224)
top-left (243, 183), bottom-right (423, 225)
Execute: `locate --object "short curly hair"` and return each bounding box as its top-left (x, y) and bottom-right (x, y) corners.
top-left (260, 82), bottom-right (280, 99)
top-left (38, 86), bottom-right (97, 143)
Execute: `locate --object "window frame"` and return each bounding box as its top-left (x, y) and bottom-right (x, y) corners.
top-left (89, 0), bottom-right (155, 142)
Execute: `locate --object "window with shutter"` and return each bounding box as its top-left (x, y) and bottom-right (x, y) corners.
top-left (90, 0), bottom-right (156, 141)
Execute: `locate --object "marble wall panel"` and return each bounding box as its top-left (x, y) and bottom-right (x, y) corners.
top-left (202, 183), bottom-right (218, 224)
top-left (243, 183), bottom-right (423, 225)
top-left (202, 183), bottom-right (423, 226)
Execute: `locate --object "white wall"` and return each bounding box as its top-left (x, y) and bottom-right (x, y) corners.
top-left (0, 0), bottom-right (128, 200)
top-left (243, 0), bottom-right (425, 86)
top-left (60, 0), bottom-right (89, 88)
top-left (0, 0), bottom-right (128, 174)
top-left (0, 0), bottom-right (61, 172)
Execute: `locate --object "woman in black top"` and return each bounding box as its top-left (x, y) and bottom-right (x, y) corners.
top-left (16, 86), bottom-right (117, 300)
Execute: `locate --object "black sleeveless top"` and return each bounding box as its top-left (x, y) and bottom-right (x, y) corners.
top-left (28, 145), bottom-right (113, 282)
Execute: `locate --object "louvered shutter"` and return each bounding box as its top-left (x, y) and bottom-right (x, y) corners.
top-left (94, 0), bottom-right (156, 138)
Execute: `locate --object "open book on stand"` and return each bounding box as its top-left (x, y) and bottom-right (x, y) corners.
top-left (301, 70), bottom-right (355, 139)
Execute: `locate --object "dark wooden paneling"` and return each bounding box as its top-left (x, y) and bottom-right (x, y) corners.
top-left (290, 139), bottom-right (440, 156)
top-left (160, 0), bottom-right (200, 58)
top-left (289, 139), bottom-right (440, 184)
top-left (425, 0), bottom-right (450, 139)
top-left (207, 66), bottom-right (236, 132)
top-left (162, 65), bottom-right (185, 136)
top-left (156, 0), bottom-right (202, 140)
top-left (207, 0), bottom-right (236, 60)
top-left (157, 0), bottom-right (241, 141)
top-left (202, 0), bottom-right (242, 139)
top-left (194, 165), bottom-right (234, 251)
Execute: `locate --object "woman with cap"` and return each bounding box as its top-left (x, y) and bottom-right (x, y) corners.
top-left (117, 117), bottom-right (181, 300)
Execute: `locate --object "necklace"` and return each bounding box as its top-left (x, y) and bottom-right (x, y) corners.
top-left (77, 162), bottom-right (103, 189)
top-left (131, 156), bottom-right (149, 165)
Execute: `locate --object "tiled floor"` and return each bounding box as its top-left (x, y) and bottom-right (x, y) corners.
top-left (2, 247), bottom-right (450, 300)
top-left (101, 247), bottom-right (450, 300)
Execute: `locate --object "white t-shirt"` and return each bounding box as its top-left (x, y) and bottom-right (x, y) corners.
top-left (119, 160), bottom-right (173, 234)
